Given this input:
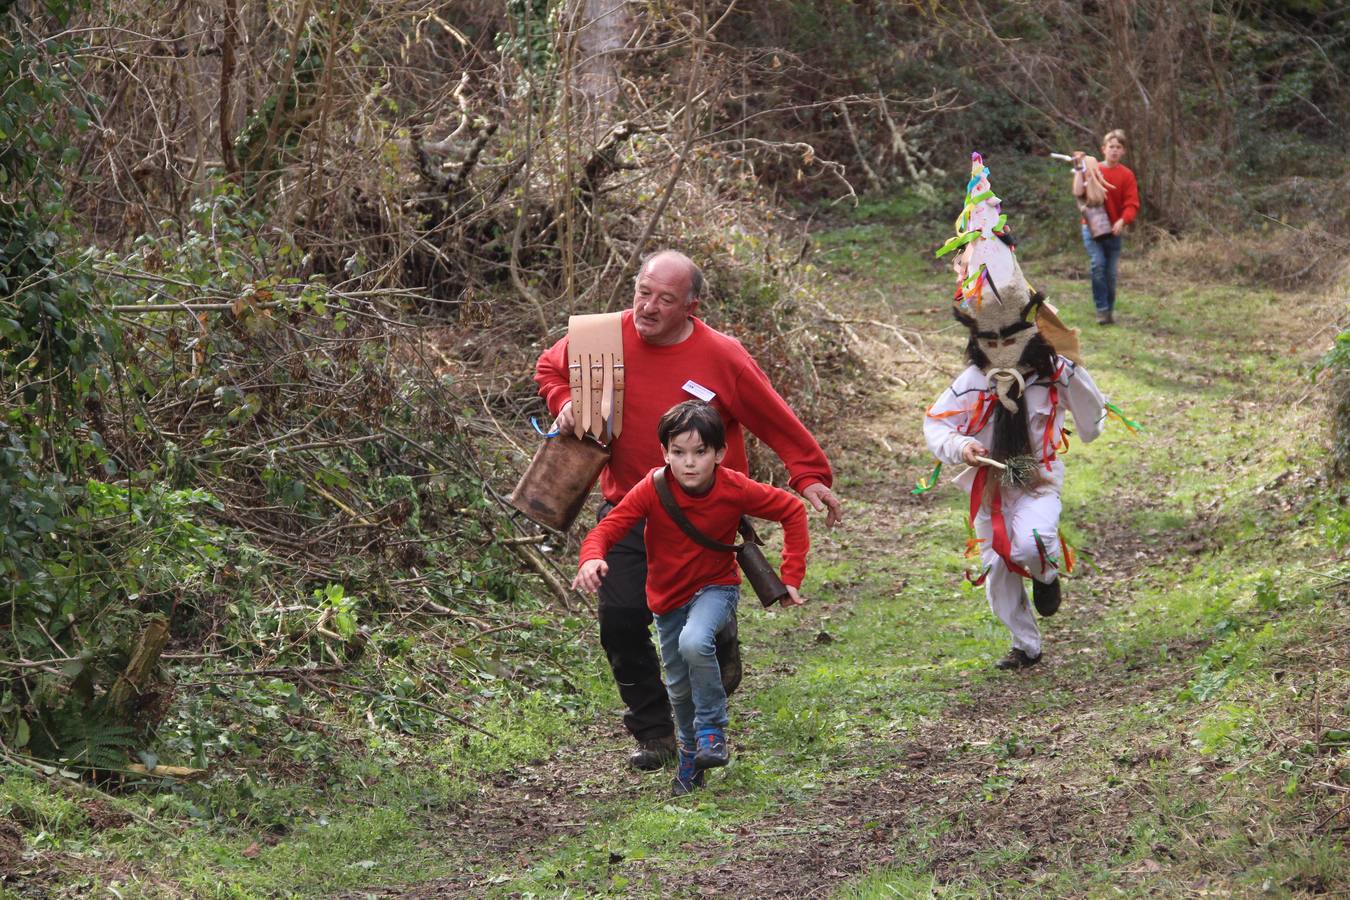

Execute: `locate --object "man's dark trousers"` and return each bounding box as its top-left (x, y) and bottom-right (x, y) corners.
top-left (597, 504), bottom-right (741, 742)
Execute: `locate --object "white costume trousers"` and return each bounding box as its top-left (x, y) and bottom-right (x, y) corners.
top-left (973, 487), bottom-right (1062, 658)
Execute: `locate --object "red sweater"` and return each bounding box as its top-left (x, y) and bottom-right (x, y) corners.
top-left (535, 310), bottom-right (832, 504)
top-left (1100, 164), bottom-right (1140, 226)
top-left (579, 466), bottom-right (809, 615)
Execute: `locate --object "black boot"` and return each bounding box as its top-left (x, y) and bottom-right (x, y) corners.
top-left (628, 734), bottom-right (677, 771)
top-left (1032, 578), bottom-right (1062, 617)
top-left (994, 648), bottom-right (1041, 671)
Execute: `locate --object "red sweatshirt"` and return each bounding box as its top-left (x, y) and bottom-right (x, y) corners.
top-left (1100, 163), bottom-right (1140, 227)
top-left (579, 466), bottom-right (809, 615)
top-left (534, 310), bottom-right (832, 504)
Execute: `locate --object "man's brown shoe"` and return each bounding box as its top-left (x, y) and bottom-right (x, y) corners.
top-left (1032, 578), bottom-right (1062, 617)
top-left (993, 648), bottom-right (1041, 671)
top-left (629, 735), bottom-right (677, 771)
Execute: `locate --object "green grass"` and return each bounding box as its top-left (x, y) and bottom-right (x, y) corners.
top-left (0, 655), bottom-right (623, 897)
top-left (594, 228), bottom-right (1344, 895)
top-left (5, 217), bottom-right (1346, 897)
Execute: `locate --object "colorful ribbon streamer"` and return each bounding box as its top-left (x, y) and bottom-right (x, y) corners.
top-left (912, 461), bottom-right (943, 495)
top-left (1105, 401), bottom-right (1143, 433)
top-left (530, 417), bottom-right (560, 438)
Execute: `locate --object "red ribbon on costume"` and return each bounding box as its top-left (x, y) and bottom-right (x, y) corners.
top-left (963, 392), bottom-right (997, 436)
top-left (1037, 361), bottom-right (1070, 471)
top-left (969, 466), bottom-right (1032, 579)
top-left (965, 565), bottom-right (991, 586)
top-left (1041, 382), bottom-right (1059, 471)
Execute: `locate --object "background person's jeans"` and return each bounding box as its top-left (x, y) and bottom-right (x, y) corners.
top-left (1081, 226), bottom-right (1123, 314)
top-left (655, 585), bottom-right (739, 749)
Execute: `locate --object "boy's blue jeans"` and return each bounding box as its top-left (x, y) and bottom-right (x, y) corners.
top-left (654, 585), bottom-right (739, 749)
top-left (1081, 226), bottom-right (1123, 314)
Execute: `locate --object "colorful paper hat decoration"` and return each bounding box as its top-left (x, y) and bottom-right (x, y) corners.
top-left (936, 152), bottom-right (1019, 311)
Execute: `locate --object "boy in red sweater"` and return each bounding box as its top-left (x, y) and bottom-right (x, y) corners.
top-left (573, 400), bottom-right (809, 795)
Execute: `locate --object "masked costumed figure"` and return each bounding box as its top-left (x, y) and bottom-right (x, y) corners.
top-left (922, 153), bottom-right (1110, 670)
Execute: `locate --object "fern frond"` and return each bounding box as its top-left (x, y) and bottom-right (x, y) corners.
top-left (54, 716), bottom-right (137, 770)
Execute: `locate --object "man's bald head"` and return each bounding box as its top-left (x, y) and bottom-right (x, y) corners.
top-left (632, 250), bottom-right (704, 346)
top-left (639, 250), bottom-right (704, 304)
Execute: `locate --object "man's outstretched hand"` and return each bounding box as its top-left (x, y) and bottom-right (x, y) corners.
top-left (572, 559), bottom-right (608, 593)
top-left (802, 483), bottom-right (843, 528)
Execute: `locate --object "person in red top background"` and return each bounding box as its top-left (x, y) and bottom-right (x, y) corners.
top-left (574, 401), bottom-right (810, 795)
top-left (535, 250), bottom-right (842, 772)
top-left (1073, 129), bottom-right (1141, 325)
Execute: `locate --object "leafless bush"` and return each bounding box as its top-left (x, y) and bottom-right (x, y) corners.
top-left (44, 1), bottom-right (890, 428)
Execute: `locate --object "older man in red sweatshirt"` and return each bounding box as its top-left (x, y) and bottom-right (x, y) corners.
top-left (534, 250), bottom-right (842, 771)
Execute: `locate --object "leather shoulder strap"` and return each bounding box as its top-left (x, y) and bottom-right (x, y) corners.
top-left (651, 468), bottom-right (740, 553)
top-left (567, 312), bottom-right (625, 444)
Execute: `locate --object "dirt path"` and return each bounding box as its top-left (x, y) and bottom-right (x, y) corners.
top-left (392, 438), bottom-right (1174, 896)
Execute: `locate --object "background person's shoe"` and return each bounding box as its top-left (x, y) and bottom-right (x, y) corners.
top-left (1032, 578), bottom-right (1062, 617)
top-left (1095, 310), bottom-right (1112, 325)
top-left (628, 735), bottom-right (677, 771)
top-left (694, 727), bottom-right (730, 769)
top-left (672, 747), bottom-right (705, 796)
top-left (993, 648), bottom-right (1041, 670)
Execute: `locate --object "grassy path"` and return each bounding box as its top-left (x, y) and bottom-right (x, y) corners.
top-left (16, 225), bottom-right (1342, 898)
top-left (354, 233), bottom-right (1349, 897)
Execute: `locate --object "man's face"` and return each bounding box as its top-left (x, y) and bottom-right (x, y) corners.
top-left (1102, 138), bottom-right (1126, 165)
top-left (663, 429), bottom-right (725, 494)
top-left (633, 255), bottom-right (697, 345)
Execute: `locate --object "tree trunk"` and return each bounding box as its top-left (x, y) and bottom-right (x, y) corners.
top-left (571, 0), bottom-right (631, 142)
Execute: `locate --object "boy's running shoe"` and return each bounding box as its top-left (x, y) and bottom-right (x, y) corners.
top-left (672, 746), bottom-right (705, 796)
top-left (694, 727), bottom-right (730, 769)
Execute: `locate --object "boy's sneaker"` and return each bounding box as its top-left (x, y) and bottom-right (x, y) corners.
top-left (693, 727), bottom-right (730, 769)
top-left (994, 648), bottom-right (1041, 671)
top-left (628, 735), bottom-right (677, 771)
top-left (1032, 578), bottom-right (1062, 617)
top-left (672, 747), bottom-right (705, 796)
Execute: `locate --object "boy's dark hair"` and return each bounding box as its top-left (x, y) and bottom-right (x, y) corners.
top-left (657, 400), bottom-right (726, 450)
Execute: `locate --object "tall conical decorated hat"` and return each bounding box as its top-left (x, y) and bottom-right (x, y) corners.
top-left (937, 151), bottom-right (1023, 312)
top-left (936, 152), bottom-right (1081, 368)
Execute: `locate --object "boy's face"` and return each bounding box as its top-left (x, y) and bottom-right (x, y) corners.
top-left (1102, 138), bottom-right (1126, 165)
top-left (663, 429), bottom-right (726, 493)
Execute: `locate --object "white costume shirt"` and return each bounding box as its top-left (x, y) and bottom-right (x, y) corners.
top-left (923, 356), bottom-right (1107, 494)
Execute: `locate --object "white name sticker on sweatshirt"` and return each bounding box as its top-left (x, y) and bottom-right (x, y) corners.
top-left (681, 380), bottom-right (716, 402)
